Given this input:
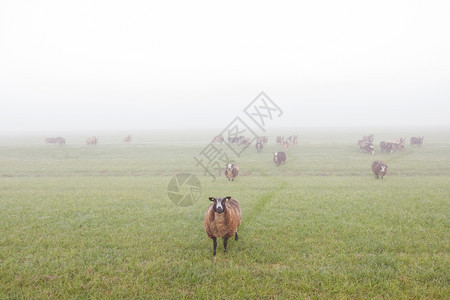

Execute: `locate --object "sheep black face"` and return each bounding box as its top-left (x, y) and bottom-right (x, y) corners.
top-left (209, 196), bottom-right (231, 214)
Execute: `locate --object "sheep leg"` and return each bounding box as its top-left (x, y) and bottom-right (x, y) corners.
top-left (223, 237), bottom-right (228, 253)
top-left (212, 237), bottom-right (217, 256)
top-left (235, 231), bottom-right (238, 241)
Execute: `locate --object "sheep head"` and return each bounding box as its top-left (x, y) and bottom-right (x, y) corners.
top-left (209, 196), bottom-right (231, 214)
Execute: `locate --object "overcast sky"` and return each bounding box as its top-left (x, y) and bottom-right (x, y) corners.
top-left (1, 0), bottom-right (449, 132)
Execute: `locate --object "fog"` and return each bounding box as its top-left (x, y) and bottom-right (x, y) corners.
top-left (1, 0), bottom-right (449, 132)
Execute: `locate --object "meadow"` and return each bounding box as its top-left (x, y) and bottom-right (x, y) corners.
top-left (0, 128), bottom-right (449, 299)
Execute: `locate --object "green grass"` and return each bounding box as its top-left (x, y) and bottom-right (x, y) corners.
top-left (0, 129), bottom-right (449, 298)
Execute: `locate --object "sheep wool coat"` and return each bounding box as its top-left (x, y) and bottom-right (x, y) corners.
top-left (204, 199), bottom-right (241, 239)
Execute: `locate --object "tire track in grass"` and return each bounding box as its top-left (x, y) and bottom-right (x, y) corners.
top-left (242, 180), bottom-right (287, 227)
top-left (235, 179), bottom-right (287, 261)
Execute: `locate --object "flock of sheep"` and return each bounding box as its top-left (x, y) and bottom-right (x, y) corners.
top-left (358, 134), bottom-right (424, 155)
top-left (45, 135), bottom-right (134, 146)
top-left (205, 133), bottom-right (425, 256)
top-left (46, 132), bottom-right (424, 256)
top-left (206, 134), bottom-right (296, 256)
top-left (359, 133), bottom-right (424, 182)
top-left (221, 135), bottom-right (291, 182)
top-left (44, 136), bottom-right (66, 145)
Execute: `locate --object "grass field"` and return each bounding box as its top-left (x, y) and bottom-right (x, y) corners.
top-left (0, 128), bottom-right (449, 299)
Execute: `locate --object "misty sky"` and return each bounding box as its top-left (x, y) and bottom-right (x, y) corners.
top-left (1, 0), bottom-right (449, 132)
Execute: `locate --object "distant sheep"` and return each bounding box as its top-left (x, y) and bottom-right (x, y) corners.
top-left (410, 136), bottom-right (424, 147)
top-left (273, 152), bottom-right (286, 166)
top-left (360, 143), bottom-right (374, 155)
top-left (287, 135), bottom-right (299, 145)
top-left (282, 140), bottom-right (292, 149)
top-left (255, 140), bottom-right (264, 152)
top-left (276, 136), bottom-right (284, 144)
top-left (380, 141), bottom-right (393, 153)
top-left (86, 136), bottom-right (98, 146)
top-left (204, 196), bottom-right (242, 256)
top-left (358, 134), bottom-right (374, 146)
top-left (212, 135), bottom-right (224, 144)
top-left (45, 136), bottom-right (65, 146)
top-left (372, 160), bottom-right (388, 179)
top-left (224, 163), bottom-right (239, 181)
top-left (257, 136), bottom-right (268, 144)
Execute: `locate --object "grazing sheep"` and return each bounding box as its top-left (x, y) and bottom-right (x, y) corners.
top-left (238, 136), bottom-right (251, 147)
top-left (287, 135), bottom-right (299, 145)
top-left (276, 136), bottom-right (284, 144)
top-left (358, 134), bottom-right (374, 146)
top-left (273, 152), bottom-right (286, 166)
top-left (257, 136), bottom-right (268, 144)
top-left (380, 141), bottom-right (393, 153)
top-left (45, 136), bottom-right (65, 146)
top-left (360, 143), bottom-right (375, 154)
top-left (372, 160), bottom-right (388, 179)
top-left (212, 135), bottom-right (224, 144)
top-left (224, 163), bottom-right (239, 181)
top-left (410, 136), bottom-right (424, 147)
top-left (86, 136), bottom-right (98, 146)
top-left (282, 139), bottom-right (292, 149)
top-left (204, 196), bottom-right (242, 256)
top-left (255, 140), bottom-right (264, 152)
top-left (389, 137), bottom-right (406, 151)
top-left (228, 136), bottom-right (238, 144)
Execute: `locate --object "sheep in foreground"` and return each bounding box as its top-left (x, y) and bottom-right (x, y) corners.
top-left (204, 196), bottom-right (241, 256)
top-left (224, 163), bottom-right (239, 181)
top-left (372, 160), bottom-right (388, 179)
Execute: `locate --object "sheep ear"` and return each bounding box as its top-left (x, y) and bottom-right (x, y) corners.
top-left (209, 197), bottom-right (215, 201)
top-left (225, 196), bottom-right (231, 201)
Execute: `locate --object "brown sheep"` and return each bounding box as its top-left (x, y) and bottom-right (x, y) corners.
top-left (360, 142), bottom-right (375, 154)
top-left (410, 136), bottom-right (424, 147)
top-left (212, 135), bottom-right (224, 144)
top-left (204, 196), bottom-right (242, 256)
top-left (380, 141), bottom-right (393, 153)
top-left (273, 152), bottom-right (286, 166)
top-left (372, 160), bottom-right (388, 179)
top-left (224, 163), bottom-right (239, 181)
top-left (255, 140), bottom-right (264, 152)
